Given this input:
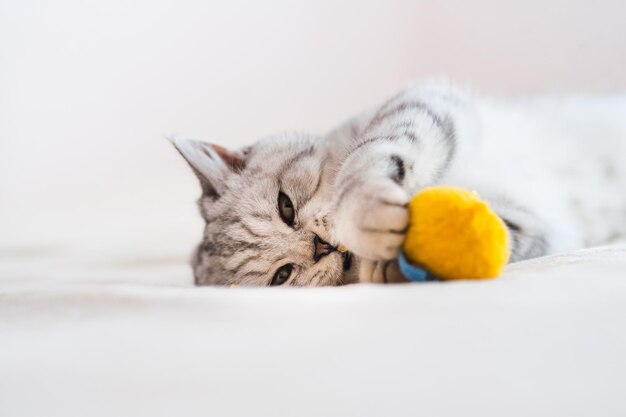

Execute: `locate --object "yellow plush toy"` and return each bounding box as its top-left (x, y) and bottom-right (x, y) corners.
top-left (399, 186), bottom-right (510, 281)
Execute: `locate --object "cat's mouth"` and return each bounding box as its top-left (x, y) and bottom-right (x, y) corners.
top-left (341, 251), bottom-right (353, 271)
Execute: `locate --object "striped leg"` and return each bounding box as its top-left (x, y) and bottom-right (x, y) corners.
top-left (331, 82), bottom-right (551, 264)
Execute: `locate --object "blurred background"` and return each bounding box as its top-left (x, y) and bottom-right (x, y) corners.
top-left (1, 0), bottom-right (625, 275)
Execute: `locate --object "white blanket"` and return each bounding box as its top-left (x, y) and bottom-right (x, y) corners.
top-left (1, 244), bottom-right (625, 417)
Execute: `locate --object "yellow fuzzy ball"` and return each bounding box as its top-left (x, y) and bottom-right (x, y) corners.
top-left (402, 186), bottom-right (510, 280)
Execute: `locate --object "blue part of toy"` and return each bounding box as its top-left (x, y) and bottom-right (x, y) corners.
top-left (398, 252), bottom-right (438, 282)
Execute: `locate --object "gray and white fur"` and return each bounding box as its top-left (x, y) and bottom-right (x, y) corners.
top-left (171, 82), bottom-right (626, 286)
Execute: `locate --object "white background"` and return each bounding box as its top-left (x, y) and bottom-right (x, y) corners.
top-left (2, 0), bottom-right (626, 250)
top-left (1, 4), bottom-right (626, 416)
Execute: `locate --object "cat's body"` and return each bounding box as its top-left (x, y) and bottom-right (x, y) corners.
top-left (171, 82), bottom-right (626, 286)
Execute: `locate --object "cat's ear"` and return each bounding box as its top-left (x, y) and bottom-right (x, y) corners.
top-left (169, 137), bottom-right (247, 198)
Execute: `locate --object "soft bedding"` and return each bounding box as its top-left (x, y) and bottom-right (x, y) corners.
top-left (1, 243), bottom-right (625, 417)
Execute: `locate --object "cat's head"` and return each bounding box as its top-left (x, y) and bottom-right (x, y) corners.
top-left (171, 134), bottom-right (355, 286)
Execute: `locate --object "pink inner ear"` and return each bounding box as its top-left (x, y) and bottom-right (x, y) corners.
top-left (211, 144), bottom-right (245, 172)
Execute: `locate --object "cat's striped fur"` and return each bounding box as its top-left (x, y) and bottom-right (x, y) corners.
top-left (172, 82), bottom-right (626, 285)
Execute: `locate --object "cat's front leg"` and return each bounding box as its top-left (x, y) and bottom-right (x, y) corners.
top-left (332, 154), bottom-right (411, 261)
top-left (331, 83), bottom-right (473, 261)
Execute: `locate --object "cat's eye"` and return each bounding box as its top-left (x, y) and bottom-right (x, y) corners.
top-left (271, 264), bottom-right (294, 286)
top-left (278, 192), bottom-right (295, 226)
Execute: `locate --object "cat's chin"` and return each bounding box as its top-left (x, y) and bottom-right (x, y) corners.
top-left (315, 251), bottom-right (357, 286)
top-left (341, 250), bottom-right (353, 271)
top-left (339, 251), bottom-right (360, 285)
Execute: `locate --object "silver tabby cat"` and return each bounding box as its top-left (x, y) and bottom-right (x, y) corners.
top-left (171, 82), bottom-right (626, 286)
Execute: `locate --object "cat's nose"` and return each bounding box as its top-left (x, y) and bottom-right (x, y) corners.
top-left (313, 235), bottom-right (336, 262)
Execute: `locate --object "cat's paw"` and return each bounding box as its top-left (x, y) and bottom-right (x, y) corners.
top-left (333, 179), bottom-right (410, 260)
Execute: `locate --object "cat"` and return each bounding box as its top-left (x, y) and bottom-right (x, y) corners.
top-left (171, 81), bottom-right (626, 286)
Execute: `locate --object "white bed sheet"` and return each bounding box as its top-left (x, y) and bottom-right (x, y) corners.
top-left (1, 244), bottom-right (625, 417)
